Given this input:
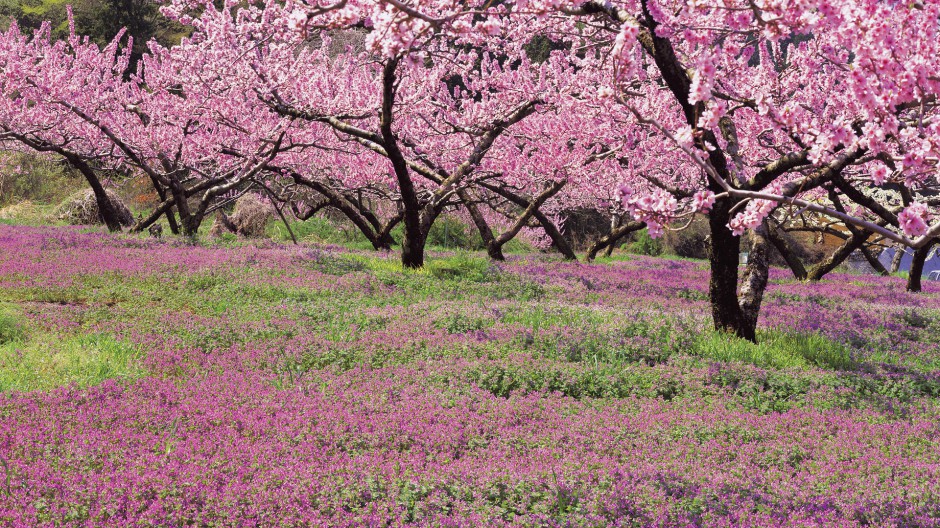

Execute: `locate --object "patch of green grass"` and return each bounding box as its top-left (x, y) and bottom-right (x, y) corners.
top-left (468, 362), bottom-right (682, 400)
top-left (0, 304), bottom-right (25, 345)
top-left (693, 330), bottom-right (857, 371)
top-left (272, 216), bottom-right (375, 247)
top-left (426, 253), bottom-right (495, 283)
top-left (0, 333), bottom-right (144, 392)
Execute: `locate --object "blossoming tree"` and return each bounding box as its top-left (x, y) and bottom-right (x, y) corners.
top-left (271, 0), bottom-right (940, 339)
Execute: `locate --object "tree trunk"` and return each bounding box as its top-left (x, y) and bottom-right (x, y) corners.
top-left (459, 189), bottom-right (505, 261)
top-left (68, 156), bottom-right (123, 232)
top-left (806, 230), bottom-right (871, 281)
top-left (533, 209), bottom-right (577, 261)
top-left (585, 221), bottom-right (645, 261)
top-left (907, 241), bottom-right (936, 292)
top-left (707, 197), bottom-right (753, 341)
top-left (890, 244), bottom-right (906, 274)
top-left (765, 222), bottom-right (808, 280)
top-left (378, 58), bottom-right (425, 269)
top-left (861, 246), bottom-right (889, 276)
top-left (738, 223), bottom-right (771, 337)
top-left (149, 176), bottom-right (180, 234)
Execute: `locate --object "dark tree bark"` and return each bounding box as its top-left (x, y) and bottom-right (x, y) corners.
top-left (66, 155), bottom-right (124, 232)
top-left (377, 58), bottom-right (426, 268)
top-left (707, 196), bottom-right (752, 340)
top-left (861, 246), bottom-right (890, 276)
top-left (765, 221), bottom-right (808, 280)
top-left (484, 181), bottom-right (567, 260)
top-left (148, 175), bottom-right (180, 234)
top-left (907, 240), bottom-right (937, 292)
top-left (585, 220), bottom-right (645, 261)
top-left (474, 182), bottom-right (577, 261)
top-left (805, 230), bottom-right (871, 281)
top-left (288, 173), bottom-right (394, 251)
top-left (459, 189), bottom-right (505, 260)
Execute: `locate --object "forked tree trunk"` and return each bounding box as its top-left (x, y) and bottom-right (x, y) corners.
top-left (861, 247), bottom-right (889, 276)
top-left (765, 222), bottom-right (808, 280)
top-left (806, 230), bottom-right (871, 281)
top-left (459, 189), bottom-right (506, 261)
top-left (585, 220), bottom-right (645, 261)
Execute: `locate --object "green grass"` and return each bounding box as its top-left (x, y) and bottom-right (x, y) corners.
top-left (0, 332), bottom-right (144, 392)
top-left (693, 329), bottom-right (857, 371)
top-left (0, 304), bottom-right (25, 345)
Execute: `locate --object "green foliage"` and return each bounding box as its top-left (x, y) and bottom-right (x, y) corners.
top-left (425, 215), bottom-right (484, 250)
top-left (0, 304), bottom-right (25, 345)
top-left (434, 313), bottom-right (492, 334)
top-left (274, 216), bottom-right (374, 248)
top-left (426, 253), bottom-right (495, 282)
top-left (3, 0), bottom-right (188, 61)
top-left (0, 332), bottom-right (143, 392)
top-left (627, 229), bottom-right (664, 256)
top-left (468, 363), bottom-right (681, 401)
top-left (0, 153), bottom-right (83, 208)
top-left (693, 330), bottom-right (857, 371)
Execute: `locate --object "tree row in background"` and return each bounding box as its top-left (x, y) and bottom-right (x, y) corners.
top-left (1, 0), bottom-right (939, 342)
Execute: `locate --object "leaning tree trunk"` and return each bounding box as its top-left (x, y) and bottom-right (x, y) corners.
top-left (907, 241), bottom-right (937, 292)
top-left (149, 176), bottom-right (180, 234)
top-left (806, 230), bottom-right (871, 281)
top-left (585, 220), bottom-right (645, 261)
top-left (68, 156), bottom-right (124, 232)
top-left (861, 246), bottom-right (890, 276)
top-left (459, 189), bottom-right (506, 261)
top-left (765, 222), bottom-right (808, 280)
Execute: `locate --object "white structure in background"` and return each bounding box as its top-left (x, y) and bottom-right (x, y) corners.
top-left (878, 247), bottom-right (940, 278)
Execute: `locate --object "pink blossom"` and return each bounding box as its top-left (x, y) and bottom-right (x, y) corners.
top-left (871, 164), bottom-right (889, 185)
top-left (693, 190), bottom-right (716, 213)
top-left (898, 202), bottom-right (931, 237)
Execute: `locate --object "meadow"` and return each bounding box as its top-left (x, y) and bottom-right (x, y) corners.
top-left (0, 225), bottom-right (939, 526)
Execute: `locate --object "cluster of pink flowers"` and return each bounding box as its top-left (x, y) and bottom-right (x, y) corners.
top-left (898, 202), bottom-right (932, 238)
top-left (728, 198), bottom-right (777, 236)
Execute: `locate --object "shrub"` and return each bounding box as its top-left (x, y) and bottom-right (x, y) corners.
top-left (0, 153), bottom-right (83, 207)
top-left (693, 330), bottom-right (857, 371)
top-left (627, 229), bottom-right (664, 256)
top-left (664, 217), bottom-right (710, 259)
top-left (425, 215), bottom-right (483, 250)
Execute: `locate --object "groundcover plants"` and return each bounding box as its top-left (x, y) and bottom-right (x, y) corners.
top-left (0, 225), bottom-right (938, 526)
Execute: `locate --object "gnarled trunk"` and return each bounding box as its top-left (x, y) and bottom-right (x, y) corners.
top-left (739, 223), bottom-right (771, 337)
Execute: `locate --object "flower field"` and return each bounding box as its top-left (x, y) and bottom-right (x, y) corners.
top-left (1, 225), bottom-right (939, 527)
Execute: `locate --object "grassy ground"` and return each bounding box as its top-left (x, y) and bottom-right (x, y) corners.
top-left (0, 225), bottom-right (938, 525)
